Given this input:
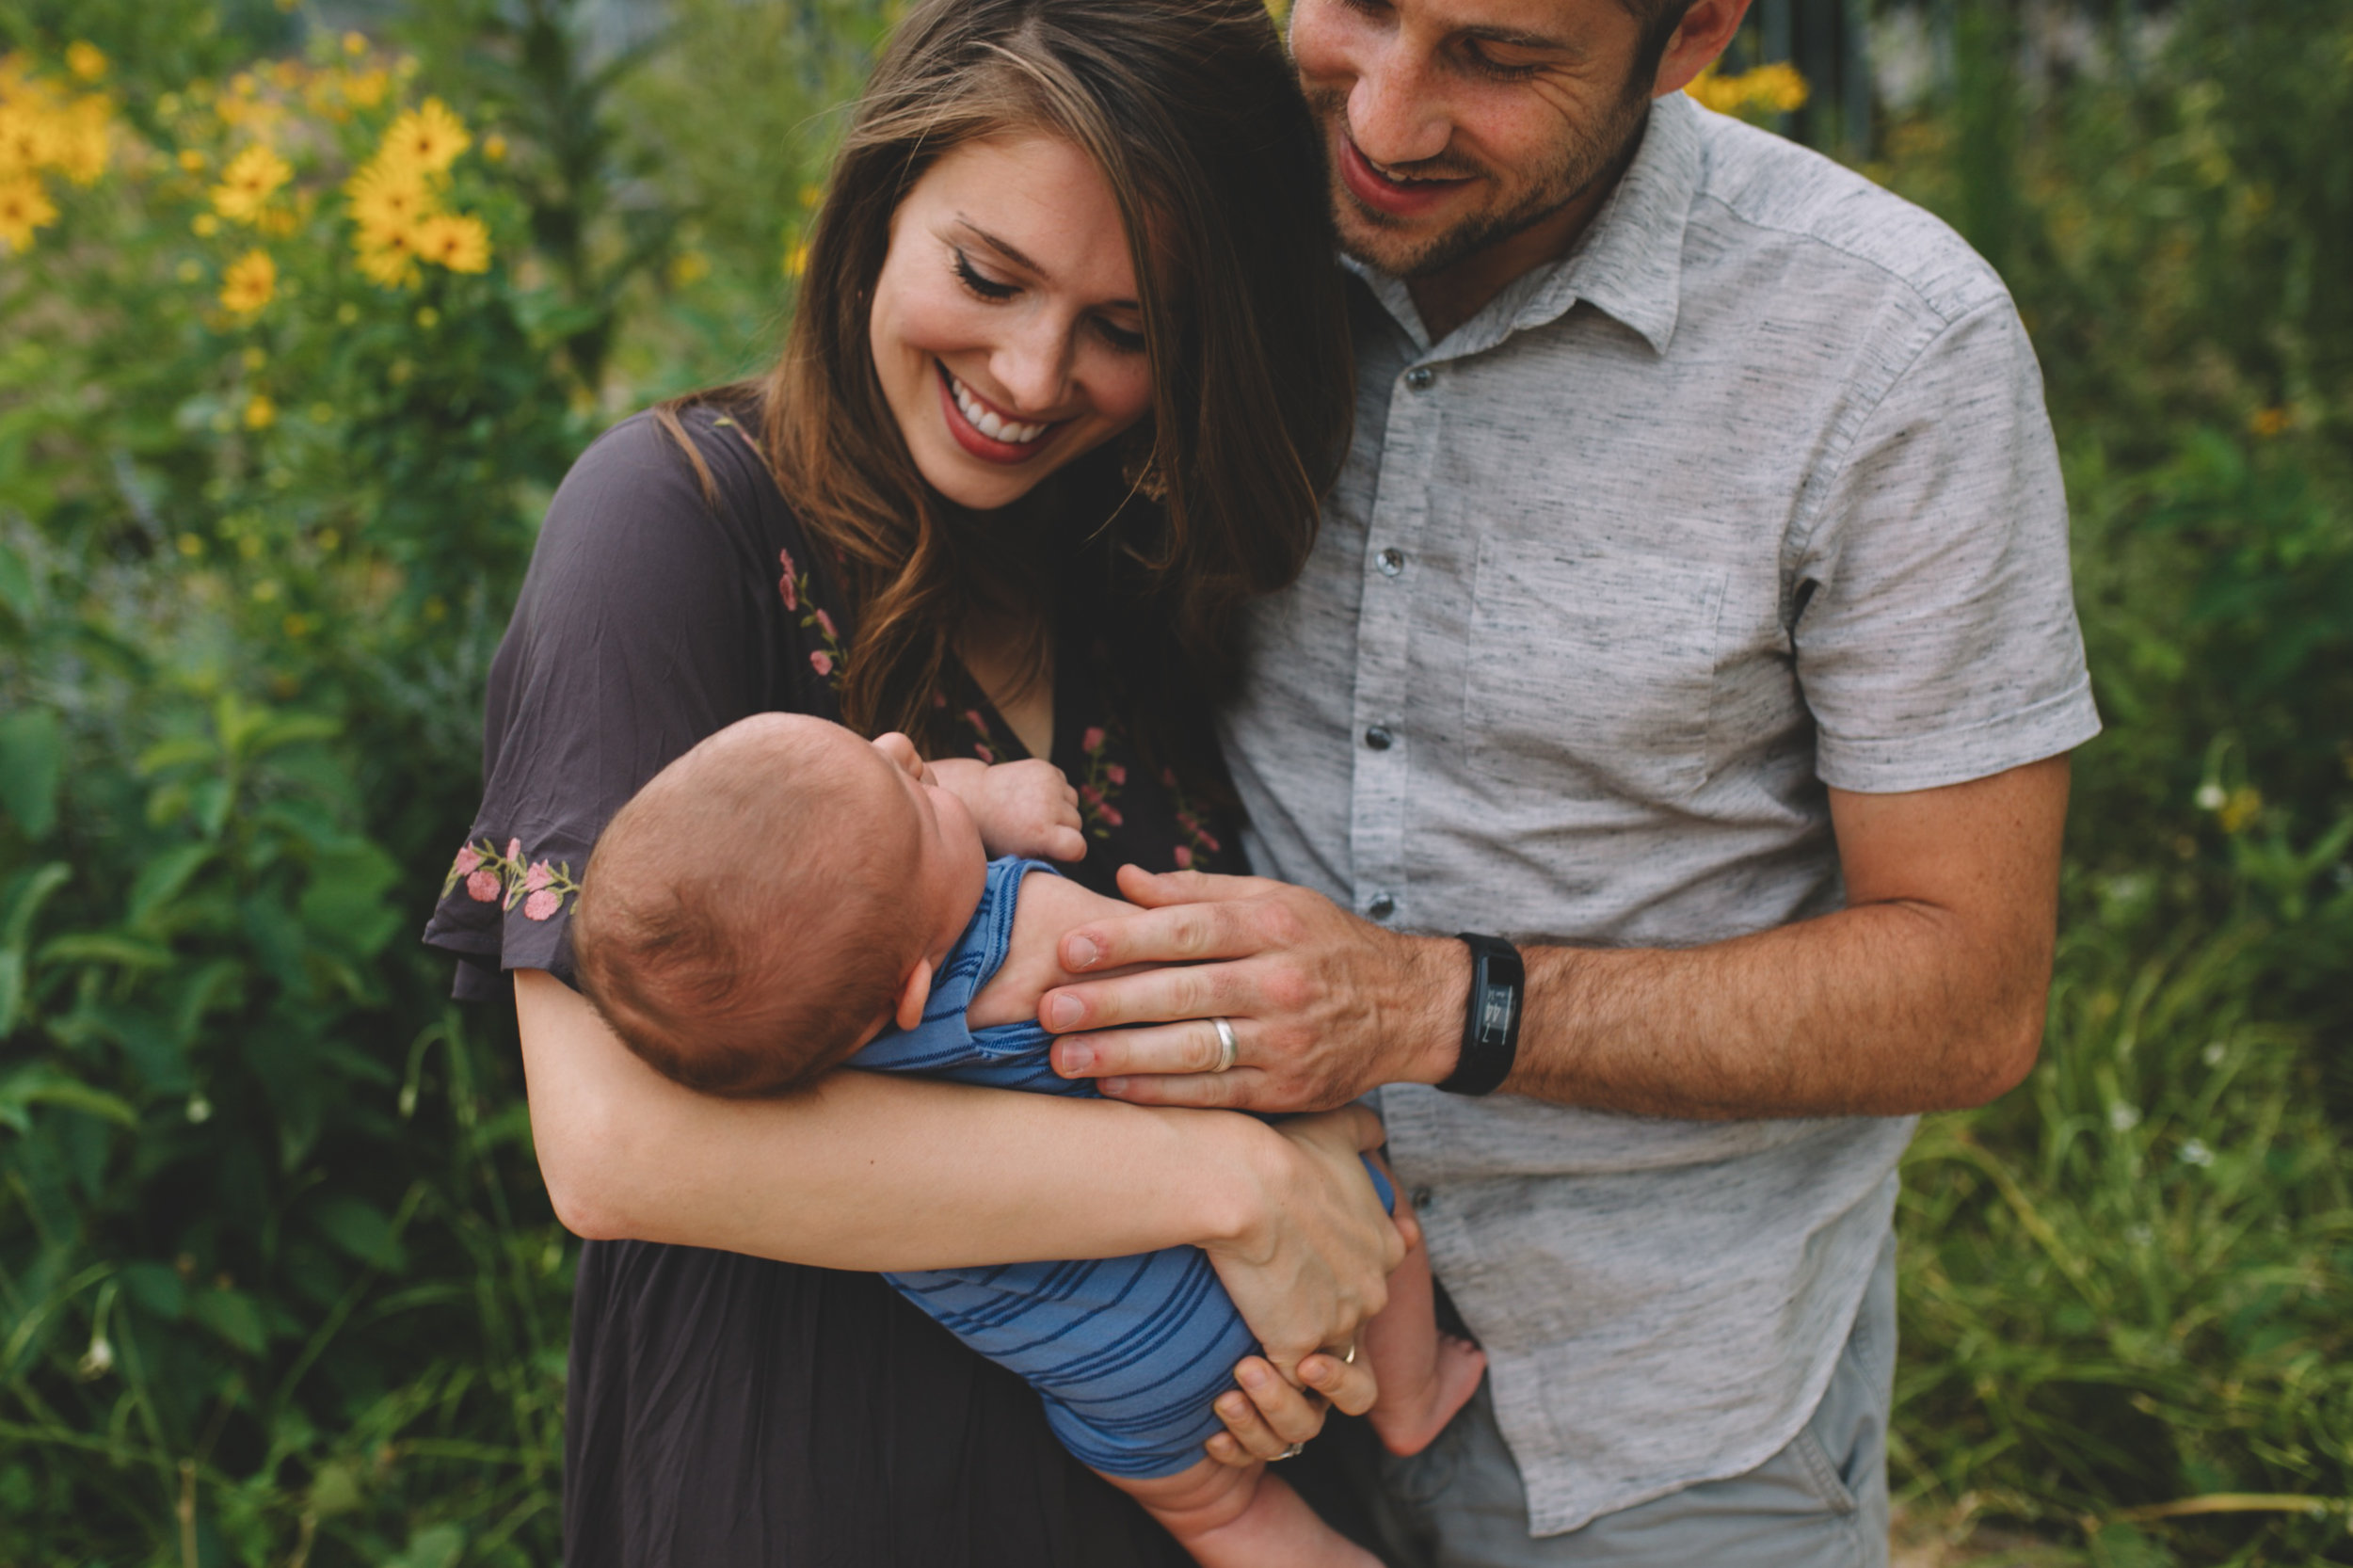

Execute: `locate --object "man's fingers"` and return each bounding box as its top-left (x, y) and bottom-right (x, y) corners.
top-left (1041, 951), bottom-right (1253, 1032)
top-left (1112, 863), bottom-right (1275, 909)
top-left (1095, 1068), bottom-right (1259, 1110)
top-left (1052, 1018), bottom-right (1245, 1079)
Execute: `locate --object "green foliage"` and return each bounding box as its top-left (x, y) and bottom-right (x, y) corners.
top-left (1876, 3), bottom-right (2353, 1562)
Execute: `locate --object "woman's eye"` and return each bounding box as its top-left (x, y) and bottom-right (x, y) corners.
top-left (1093, 317), bottom-right (1147, 355)
top-left (952, 249), bottom-right (1019, 301)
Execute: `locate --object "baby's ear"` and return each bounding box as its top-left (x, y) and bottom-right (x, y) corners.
top-left (892, 957), bottom-right (936, 1032)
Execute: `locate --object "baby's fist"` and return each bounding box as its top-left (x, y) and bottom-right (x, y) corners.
top-left (968, 759), bottom-right (1087, 863)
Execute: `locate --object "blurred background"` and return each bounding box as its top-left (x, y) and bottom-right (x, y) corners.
top-left (0, 1), bottom-right (2345, 1563)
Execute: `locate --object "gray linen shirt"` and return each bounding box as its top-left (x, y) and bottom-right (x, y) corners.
top-left (1221, 92), bottom-right (2100, 1537)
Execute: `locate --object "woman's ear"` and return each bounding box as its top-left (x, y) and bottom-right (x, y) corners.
top-left (892, 956), bottom-right (936, 1032)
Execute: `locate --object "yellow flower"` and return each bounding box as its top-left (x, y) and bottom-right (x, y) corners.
top-left (414, 210), bottom-right (490, 273)
top-left (784, 240), bottom-right (809, 279)
top-left (1687, 61), bottom-right (1810, 120)
top-left (343, 32), bottom-right (369, 57)
top-left (0, 101), bottom-right (58, 177)
top-left (244, 393), bottom-right (277, 430)
top-left (0, 174), bottom-right (57, 251)
top-left (213, 144), bottom-right (292, 223)
top-left (482, 133), bottom-right (507, 163)
top-left (345, 155), bottom-right (436, 243)
top-left (356, 229), bottom-right (422, 290)
top-left (377, 98), bottom-right (470, 177)
top-left (66, 42), bottom-right (108, 82)
top-left (341, 69), bottom-right (390, 109)
top-left (220, 248), bottom-right (277, 315)
top-left (192, 212), bottom-right (220, 236)
top-left (51, 95), bottom-right (111, 184)
top-left (178, 148), bottom-right (208, 172)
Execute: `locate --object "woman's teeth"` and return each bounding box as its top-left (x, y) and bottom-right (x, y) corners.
top-left (950, 374), bottom-right (1048, 445)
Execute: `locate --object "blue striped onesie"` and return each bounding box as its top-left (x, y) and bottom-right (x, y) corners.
top-left (852, 856), bottom-right (1390, 1480)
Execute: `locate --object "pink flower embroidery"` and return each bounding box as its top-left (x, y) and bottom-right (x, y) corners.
top-left (1081, 727), bottom-right (1107, 753)
top-left (1097, 804), bottom-right (1124, 827)
top-left (973, 744), bottom-right (995, 763)
top-left (465, 869), bottom-right (502, 903)
top-left (809, 650), bottom-right (834, 677)
top-left (1198, 831), bottom-right (1222, 853)
top-left (1104, 763), bottom-right (1126, 786)
top-left (1079, 784), bottom-right (1102, 807)
top-left (933, 692), bottom-right (949, 709)
top-left (523, 888), bottom-right (564, 921)
top-left (522, 861), bottom-right (554, 893)
top-left (1173, 845), bottom-right (1193, 870)
top-left (964, 710), bottom-right (988, 732)
top-left (814, 608), bottom-right (837, 638)
top-left (453, 845), bottom-right (483, 876)
top-left (778, 572), bottom-right (796, 611)
top-left (504, 838), bottom-right (522, 861)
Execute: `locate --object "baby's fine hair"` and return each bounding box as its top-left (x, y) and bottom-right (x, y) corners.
top-left (571, 715), bottom-right (925, 1096)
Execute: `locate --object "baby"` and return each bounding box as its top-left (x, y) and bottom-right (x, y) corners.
top-left (571, 713), bottom-right (1485, 1568)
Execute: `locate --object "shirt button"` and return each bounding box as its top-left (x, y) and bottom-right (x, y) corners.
top-left (1403, 366), bottom-right (1435, 392)
top-left (1368, 892), bottom-right (1397, 920)
top-left (1364, 725), bottom-right (1394, 751)
top-left (1376, 547), bottom-right (1405, 577)
top-left (1411, 1187), bottom-right (1434, 1208)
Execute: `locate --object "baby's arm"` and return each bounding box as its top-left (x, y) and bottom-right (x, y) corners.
top-left (927, 755), bottom-right (1087, 863)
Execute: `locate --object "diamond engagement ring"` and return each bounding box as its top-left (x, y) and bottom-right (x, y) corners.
top-left (1209, 1016), bottom-right (1239, 1074)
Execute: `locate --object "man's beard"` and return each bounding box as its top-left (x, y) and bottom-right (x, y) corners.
top-left (1310, 81), bottom-right (1654, 280)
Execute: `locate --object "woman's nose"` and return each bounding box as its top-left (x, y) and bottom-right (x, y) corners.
top-left (989, 318), bottom-right (1075, 414)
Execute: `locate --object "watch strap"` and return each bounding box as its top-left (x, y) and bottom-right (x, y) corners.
top-left (1438, 933), bottom-right (1523, 1096)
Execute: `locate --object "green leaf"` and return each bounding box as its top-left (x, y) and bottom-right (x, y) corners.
top-left (0, 709), bottom-right (65, 840)
top-left (36, 934), bottom-right (174, 970)
top-left (0, 541), bottom-right (30, 620)
top-left (0, 863), bottom-right (70, 1039)
top-left (126, 843), bottom-right (214, 932)
top-left (246, 712), bottom-right (341, 757)
top-left (0, 1064), bottom-right (137, 1133)
top-left (135, 735), bottom-right (218, 776)
top-left (387, 1523), bottom-right (466, 1568)
top-left (191, 776), bottom-right (232, 839)
top-left (115, 1261), bottom-right (188, 1322)
top-left (310, 1193), bottom-right (408, 1272)
top-left (191, 1288), bottom-right (266, 1355)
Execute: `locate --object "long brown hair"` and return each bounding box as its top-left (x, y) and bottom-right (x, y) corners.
top-left (666, 0), bottom-right (1352, 788)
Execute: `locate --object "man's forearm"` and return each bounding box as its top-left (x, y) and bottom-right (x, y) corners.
top-left (1493, 898), bottom-right (2049, 1118)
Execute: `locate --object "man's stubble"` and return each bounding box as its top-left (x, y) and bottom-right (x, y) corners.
top-left (1306, 79), bottom-right (1655, 281)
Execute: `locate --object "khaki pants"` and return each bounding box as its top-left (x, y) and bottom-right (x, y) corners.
top-left (1293, 1233), bottom-right (1896, 1568)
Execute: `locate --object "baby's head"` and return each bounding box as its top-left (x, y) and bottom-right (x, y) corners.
top-left (572, 714), bottom-right (986, 1096)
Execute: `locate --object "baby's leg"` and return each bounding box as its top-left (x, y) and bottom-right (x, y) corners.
top-left (1106, 1456), bottom-right (1376, 1568)
top-left (1363, 1192), bottom-right (1488, 1457)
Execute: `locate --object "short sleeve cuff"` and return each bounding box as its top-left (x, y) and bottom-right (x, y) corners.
top-left (1814, 678), bottom-right (2102, 794)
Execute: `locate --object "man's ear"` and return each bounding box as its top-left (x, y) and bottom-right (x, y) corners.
top-left (1651, 0), bottom-right (1756, 98)
top-left (892, 957), bottom-right (935, 1032)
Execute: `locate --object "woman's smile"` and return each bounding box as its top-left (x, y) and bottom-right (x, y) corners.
top-left (936, 361), bottom-right (1063, 460)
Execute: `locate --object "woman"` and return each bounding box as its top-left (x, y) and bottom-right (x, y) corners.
top-left (422, 2), bottom-right (1394, 1561)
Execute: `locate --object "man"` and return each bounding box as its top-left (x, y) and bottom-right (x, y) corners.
top-left (1038, 0), bottom-right (2099, 1562)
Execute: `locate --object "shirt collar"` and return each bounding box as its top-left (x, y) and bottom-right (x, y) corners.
top-left (1342, 90), bottom-right (1703, 362)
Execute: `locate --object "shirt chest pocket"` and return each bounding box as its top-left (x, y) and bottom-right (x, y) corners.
top-left (1463, 539), bottom-right (1730, 802)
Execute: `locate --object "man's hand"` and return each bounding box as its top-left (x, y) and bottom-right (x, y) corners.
top-left (1040, 867), bottom-right (1465, 1111)
top-left (920, 752), bottom-right (1086, 864)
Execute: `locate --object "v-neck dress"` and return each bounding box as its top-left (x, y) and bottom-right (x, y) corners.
top-left (422, 402), bottom-right (1242, 1566)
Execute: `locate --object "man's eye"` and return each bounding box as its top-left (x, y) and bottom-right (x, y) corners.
top-left (953, 249), bottom-right (1020, 301)
top-left (1465, 44), bottom-right (1545, 80)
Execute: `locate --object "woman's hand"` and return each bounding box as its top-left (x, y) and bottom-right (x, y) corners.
top-left (1198, 1105), bottom-right (1401, 1420)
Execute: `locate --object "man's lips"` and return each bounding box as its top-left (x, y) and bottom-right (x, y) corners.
top-left (936, 362), bottom-right (1062, 465)
top-left (1337, 135), bottom-right (1475, 219)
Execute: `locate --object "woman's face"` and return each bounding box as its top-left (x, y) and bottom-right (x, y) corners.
top-left (868, 133), bottom-right (1155, 513)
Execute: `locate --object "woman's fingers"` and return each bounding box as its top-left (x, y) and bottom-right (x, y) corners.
top-left (1210, 1356), bottom-right (1331, 1463)
top-left (1298, 1350), bottom-right (1380, 1417)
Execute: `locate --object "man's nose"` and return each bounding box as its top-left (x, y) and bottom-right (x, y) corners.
top-left (1347, 34), bottom-right (1453, 169)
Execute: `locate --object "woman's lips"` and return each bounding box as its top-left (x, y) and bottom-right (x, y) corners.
top-left (936, 362), bottom-right (1060, 465)
top-left (1337, 135), bottom-right (1474, 220)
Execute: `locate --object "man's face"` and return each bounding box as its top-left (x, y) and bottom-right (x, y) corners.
top-left (1289, 0), bottom-right (1661, 279)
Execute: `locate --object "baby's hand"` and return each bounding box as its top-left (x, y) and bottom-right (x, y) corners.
top-left (933, 757), bottom-right (1087, 863)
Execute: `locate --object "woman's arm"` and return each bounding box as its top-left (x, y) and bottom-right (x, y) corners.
top-left (516, 969), bottom-right (1400, 1392)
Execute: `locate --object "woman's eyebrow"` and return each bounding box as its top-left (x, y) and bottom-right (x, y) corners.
top-left (954, 219), bottom-right (1140, 312)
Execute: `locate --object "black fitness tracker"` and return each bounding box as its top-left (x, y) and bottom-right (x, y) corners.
top-left (1438, 933), bottom-right (1524, 1096)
